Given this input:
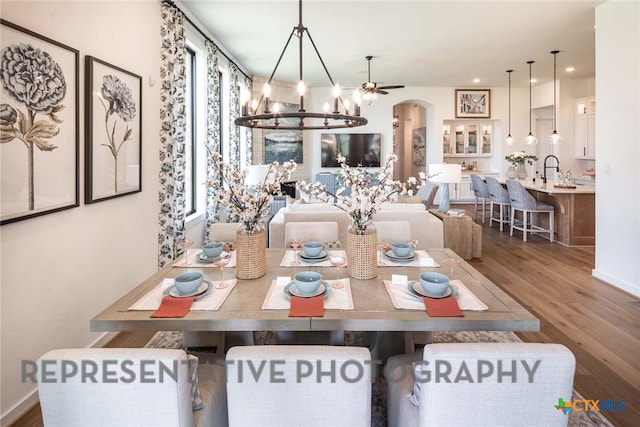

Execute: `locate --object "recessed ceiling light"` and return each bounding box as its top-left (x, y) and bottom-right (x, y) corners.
top-left (530, 78), bottom-right (538, 84)
top-left (473, 78), bottom-right (480, 84)
top-left (565, 66), bottom-right (575, 72)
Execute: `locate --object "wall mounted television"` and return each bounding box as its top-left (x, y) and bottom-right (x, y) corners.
top-left (320, 133), bottom-right (382, 167)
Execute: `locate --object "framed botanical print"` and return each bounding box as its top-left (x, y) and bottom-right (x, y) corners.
top-left (85, 56), bottom-right (142, 204)
top-left (455, 89), bottom-right (491, 118)
top-left (0, 19), bottom-right (79, 225)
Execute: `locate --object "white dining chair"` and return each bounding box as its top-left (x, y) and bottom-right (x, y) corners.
top-left (373, 220), bottom-right (412, 244)
top-left (226, 345), bottom-right (371, 427)
top-left (37, 348), bottom-right (228, 427)
top-left (385, 343), bottom-right (575, 427)
top-left (284, 221), bottom-right (340, 246)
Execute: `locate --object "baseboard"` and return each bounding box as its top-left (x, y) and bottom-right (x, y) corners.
top-left (592, 268), bottom-right (640, 298)
top-left (0, 332), bottom-right (118, 426)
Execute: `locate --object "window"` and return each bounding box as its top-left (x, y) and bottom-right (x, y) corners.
top-left (184, 46), bottom-right (197, 216)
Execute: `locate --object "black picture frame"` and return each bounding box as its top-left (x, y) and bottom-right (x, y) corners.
top-left (0, 19), bottom-right (79, 225)
top-left (85, 56), bottom-right (142, 204)
top-left (264, 101), bottom-right (302, 164)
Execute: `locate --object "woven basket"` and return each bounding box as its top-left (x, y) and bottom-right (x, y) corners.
top-left (346, 228), bottom-right (378, 280)
top-left (235, 227), bottom-right (266, 280)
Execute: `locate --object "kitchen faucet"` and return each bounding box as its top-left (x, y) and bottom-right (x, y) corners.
top-left (543, 155), bottom-right (560, 183)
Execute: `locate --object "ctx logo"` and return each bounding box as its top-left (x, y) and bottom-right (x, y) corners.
top-left (555, 397), bottom-right (627, 414)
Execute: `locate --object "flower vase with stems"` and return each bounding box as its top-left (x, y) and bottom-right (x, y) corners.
top-left (208, 152), bottom-right (296, 280)
top-left (505, 151), bottom-right (538, 181)
top-left (516, 162), bottom-right (527, 179)
top-left (235, 221), bottom-right (266, 280)
top-left (346, 222), bottom-right (377, 280)
top-left (298, 153), bottom-right (418, 280)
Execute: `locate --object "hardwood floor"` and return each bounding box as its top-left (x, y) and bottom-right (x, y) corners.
top-left (9, 222), bottom-right (639, 426)
top-left (468, 218), bottom-right (639, 427)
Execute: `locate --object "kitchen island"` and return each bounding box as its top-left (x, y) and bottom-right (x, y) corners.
top-left (519, 180), bottom-right (595, 246)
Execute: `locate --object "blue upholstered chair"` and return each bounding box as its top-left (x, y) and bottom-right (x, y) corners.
top-left (506, 179), bottom-right (555, 242)
top-left (469, 174), bottom-right (490, 223)
top-left (485, 176), bottom-right (510, 231)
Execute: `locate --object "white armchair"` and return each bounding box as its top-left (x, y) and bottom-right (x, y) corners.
top-left (37, 348), bottom-right (228, 427)
top-left (226, 345), bottom-right (372, 427)
top-left (385, 343), bottom-right (575, 427)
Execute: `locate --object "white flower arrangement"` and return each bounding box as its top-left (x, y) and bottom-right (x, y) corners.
top-left (298, 153), bottom-right (416, 235)
top-left (208, 152), bottom-right (296, 233)
top-left (505, 151), bottom-right (539, 166)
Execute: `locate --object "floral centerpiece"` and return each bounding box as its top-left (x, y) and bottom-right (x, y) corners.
top-left (208, 152), bottom-right (296, 234)
top-left (298, 153), bottom-right (415, 235)
top-left (505, 151), bottom-right (538, 166)
top-left (208, 152), bottom-right (296, 280)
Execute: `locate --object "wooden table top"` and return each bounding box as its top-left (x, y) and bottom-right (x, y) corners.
top-left (90, 248), bottom-right (539, 333)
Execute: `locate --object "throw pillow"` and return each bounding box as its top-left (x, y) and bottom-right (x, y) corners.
top-left (187, 354), bottom-right (205, 410)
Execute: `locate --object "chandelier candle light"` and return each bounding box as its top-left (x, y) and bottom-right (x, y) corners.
top-left (234, 0), bottom-right (367, 130)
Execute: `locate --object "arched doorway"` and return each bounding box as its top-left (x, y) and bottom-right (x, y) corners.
top-left (392, 102), bottom-right (427, 182)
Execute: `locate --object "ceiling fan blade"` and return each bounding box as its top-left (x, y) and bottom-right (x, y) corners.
top-left (376, 90), bottom-right (389, 95)
top-left (377, 85), bottom-right (405, 90)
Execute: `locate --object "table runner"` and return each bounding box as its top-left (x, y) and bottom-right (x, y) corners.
top-left (129, 278), bottom-right (237, 311)
top-left (262, 276), bottom-right (354, 310)
top-left (279, 249), bottom-right (348, 267)
top-left (173, 250), bottom-right (236, 268)
top-left (383, 279), bottom-right (488, 311)
top-left (377, 250), bottom-right (440, 267)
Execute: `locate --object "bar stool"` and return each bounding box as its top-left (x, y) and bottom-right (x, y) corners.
top-left (506, 179), bottom-right (555, 242)
top-left (470, 174), bottom-right (490, 223)
top-left (485, 176), bottom-right (510, 231)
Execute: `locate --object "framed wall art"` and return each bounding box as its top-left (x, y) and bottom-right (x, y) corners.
top-left (85, 56), bottom-right (142, 204)
top-left (455, 89), bottom-right (491, 118)
top-left (264, 101), bottom-right (302, 164)
top-left (0, 19), bottom-right (79, 225)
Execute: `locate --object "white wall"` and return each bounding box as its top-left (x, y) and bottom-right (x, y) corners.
top-left (593, 1), bottom-right (640, 297)
top-left (0, 1), bottom-right (161, 424)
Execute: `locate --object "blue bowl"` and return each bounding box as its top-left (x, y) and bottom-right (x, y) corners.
top-left (390, 242), bottom-right (412, 257)
top-left (203, 241), bottom-right (224, 258)
top-left (419, 272), bottom-right (450, 296)
top-left (294, 271), bottom-right (322, 295)
top-left (302, 241), bottom-right (323, 258)
top-left (174, 271), bottom-right (204, 295)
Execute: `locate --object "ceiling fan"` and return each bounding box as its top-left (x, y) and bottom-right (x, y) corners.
top-left (360, 55), bottom-right (405, 102)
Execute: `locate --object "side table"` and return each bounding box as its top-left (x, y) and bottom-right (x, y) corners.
top-left (428, 209), bottom-right (482, 259)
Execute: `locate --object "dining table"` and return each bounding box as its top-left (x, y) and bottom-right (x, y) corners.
top-left (90, 248), bottom-right (539, 335)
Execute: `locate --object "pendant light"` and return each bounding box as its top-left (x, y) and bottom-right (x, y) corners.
top-left (523, 60), bottom-right (538, 145)
top-left (505, 69), bottom-right (515, 145)
top-left (547, 50), bottom-right (564, 144)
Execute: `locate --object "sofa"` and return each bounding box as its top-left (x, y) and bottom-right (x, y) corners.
top-left (268, 201), bottom-right (444, 248)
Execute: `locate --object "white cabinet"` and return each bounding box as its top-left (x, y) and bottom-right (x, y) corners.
top-left (443, 121), bottom-right (493, 157)
top-left (574, 97), bottom-right (596, 159)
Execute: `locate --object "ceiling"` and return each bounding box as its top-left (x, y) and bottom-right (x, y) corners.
top-left (181, 0), bottom-right (602, 89)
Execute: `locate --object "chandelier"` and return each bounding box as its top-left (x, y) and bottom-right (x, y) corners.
top-left (235, 0), bottom-right (367, 130)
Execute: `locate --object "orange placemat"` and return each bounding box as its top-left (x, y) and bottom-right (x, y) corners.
top-left (422, 296), bottom-right (464, 317)
top-left (289, 295), bottom-right (324, 317)
top-left (151, 295), bottom-right (195, 318)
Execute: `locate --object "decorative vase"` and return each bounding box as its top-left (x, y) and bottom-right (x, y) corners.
top-left (235, 222), bottom-right (266, 280)
top-left (516, 162), bottom-right (527, 179)
top-left (346, 222), bottom-right (377, 280)
top-left (506, 166), bottom-right (517, 179)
